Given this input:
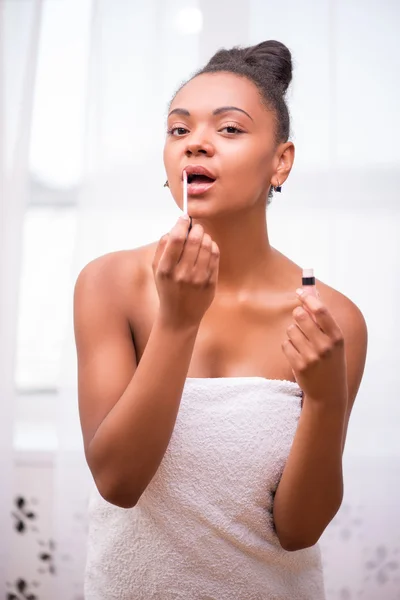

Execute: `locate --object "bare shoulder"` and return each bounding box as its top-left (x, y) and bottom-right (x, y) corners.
top-left (316, 278), bottom-right (368, 344)
top-left (73, 242), bottom-right (157, 452)
top-left (315, 278), bottom-right (368, 408)
top-left (74, 246), bottom-right (146, 286)
top-left (74, 242), bottom-right (157, 309)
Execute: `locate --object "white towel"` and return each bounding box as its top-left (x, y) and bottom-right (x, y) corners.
top-left (84, 377), bottom-right (326, 600)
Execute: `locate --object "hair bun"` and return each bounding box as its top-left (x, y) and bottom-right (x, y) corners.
top-left (207, 40), bottom-right (292, 95)
top-left (242, 41), bottom-right (292, 94)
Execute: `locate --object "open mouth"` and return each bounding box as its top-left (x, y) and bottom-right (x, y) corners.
top-left (186, 173), bottom-right (216, 184)
top-left (186, 173), bottom-right (216, 196)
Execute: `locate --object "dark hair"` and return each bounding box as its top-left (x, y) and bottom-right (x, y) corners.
top-left (173, 40), bottom-right (293, 202)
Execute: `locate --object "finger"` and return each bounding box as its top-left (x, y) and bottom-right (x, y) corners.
top-left (281, 338), bottom-right (303, 371)
top-left (208, 242), bottom-right (220, 286)
top-left (158, 216), bottom-right (191, 273)
top-left (296, 289), bottom-right (343, 340)
top-left (292, 306), bottom-right (327, 345)
top-left (178, 223), bottom-right (205, 270)
top-left (292, 304), bottom-right (345, 361)
top-left (286, 322), bottom-right (317, 361)
top-left (193, 233), bottom-right (213, 276)
top-left (152, 234), bottom-right (169, 273)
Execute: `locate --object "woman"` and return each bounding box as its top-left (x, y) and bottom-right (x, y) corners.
top-left (75, 40), bottom-right (367, 599)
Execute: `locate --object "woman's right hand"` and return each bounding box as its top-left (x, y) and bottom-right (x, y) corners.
top-left (152, 215), bottom-right (220, 329)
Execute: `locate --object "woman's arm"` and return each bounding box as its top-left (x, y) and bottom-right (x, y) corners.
top-left (74, 254), bottom-right (200, 509)
top-left (75, 217), bottom-right (219, 509)
top-left (273, 292), bottom-right (368, 551)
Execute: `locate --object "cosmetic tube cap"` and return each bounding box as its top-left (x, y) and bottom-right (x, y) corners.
top-left (302, 268), bottom-right (314, 278)
top-left (302, 268), bottom-right (316, 286)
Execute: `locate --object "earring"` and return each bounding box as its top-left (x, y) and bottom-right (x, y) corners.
top-left (164, 180), bottom-right (169, 188)
top-left (273, 180), bottom-right (282, 193)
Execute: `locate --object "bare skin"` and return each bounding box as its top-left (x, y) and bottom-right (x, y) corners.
top-left (88, 240), bottom-right (364, 418)
top-left (74, 71), bottom-right (367, 551)
top-left (121, 242), bottom-right (325, 383)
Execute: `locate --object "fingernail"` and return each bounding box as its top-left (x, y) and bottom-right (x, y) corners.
top-left (296, 288), bottom-right (304, 296)
top-left (180, 213), bottom-right (190, 221)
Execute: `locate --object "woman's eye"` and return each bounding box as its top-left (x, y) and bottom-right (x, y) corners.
top-left (168, 127), bottom-right (188, 136)
top-left (220, 125), bottom-right (244, 134)
top-left (167, 125), bottom-right (243, 136)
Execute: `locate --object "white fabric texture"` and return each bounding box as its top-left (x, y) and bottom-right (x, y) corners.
top-left (0, 0), bottom-right (42, 586)
top-left (84, 377), bottom-right (325, 600)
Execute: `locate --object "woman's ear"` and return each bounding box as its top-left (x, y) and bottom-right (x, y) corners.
top-left (274, 142), bottom-right (295, 186)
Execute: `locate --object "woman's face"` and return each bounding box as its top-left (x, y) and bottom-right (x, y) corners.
top-left (163, 72), bottom-right (290, 218)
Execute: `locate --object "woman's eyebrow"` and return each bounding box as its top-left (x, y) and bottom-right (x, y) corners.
top-left (168, 106), bottom-right (254, 121)
top-left (168, 108), bottom-right (190, 118)
top-left (213, 106), bottom-right (254, 121)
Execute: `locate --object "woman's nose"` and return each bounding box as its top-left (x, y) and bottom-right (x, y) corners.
top-left (185, 140), bottom-right (215, 157)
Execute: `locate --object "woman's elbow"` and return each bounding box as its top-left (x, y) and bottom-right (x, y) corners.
top-left (96, 477), bottom-right (139, 509)
top-left (279, 534), bottom-right (319, 552)
top-left (86, 445), bottom-right (140, 508)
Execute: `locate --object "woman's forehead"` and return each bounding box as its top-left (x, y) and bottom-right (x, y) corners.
top-left (170, 72), bottom-right (267, 118)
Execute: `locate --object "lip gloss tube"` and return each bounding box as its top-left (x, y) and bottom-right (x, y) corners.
top-left (302, 268), bottom-right (319, 298)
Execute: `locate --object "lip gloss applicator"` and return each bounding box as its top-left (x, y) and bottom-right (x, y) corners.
top-left (183, 170), bottom-right (192, 232)
top-left (183, 170), bottom-right (188, 215)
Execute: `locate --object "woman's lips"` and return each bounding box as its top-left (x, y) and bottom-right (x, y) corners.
top-left (187, 179), bottom-right (216, 196)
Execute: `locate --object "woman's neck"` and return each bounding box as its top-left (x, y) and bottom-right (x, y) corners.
top-left (191, 208), bottom-right (275, 294)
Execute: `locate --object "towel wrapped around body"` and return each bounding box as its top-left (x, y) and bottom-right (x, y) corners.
top-left (84, 377), bottom-right (326, 600)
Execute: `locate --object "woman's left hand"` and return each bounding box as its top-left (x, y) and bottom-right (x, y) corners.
top-left (282, 289), bottom-right (348, 407)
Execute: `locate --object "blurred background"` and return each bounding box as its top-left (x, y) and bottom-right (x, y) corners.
top-left (1, 0), bottom-right (399, 598)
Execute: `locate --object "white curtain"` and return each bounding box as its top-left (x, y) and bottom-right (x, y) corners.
top-left (2, 0), bottom-right (399, 598)
top-left (0, 0), bottom-right (42, 590)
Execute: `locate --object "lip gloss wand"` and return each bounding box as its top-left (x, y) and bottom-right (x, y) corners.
top-left (182, 170), bottom-right (192, 232)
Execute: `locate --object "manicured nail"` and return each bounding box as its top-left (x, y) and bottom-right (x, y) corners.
top-left (296, 288), bottom-right (304, 296)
